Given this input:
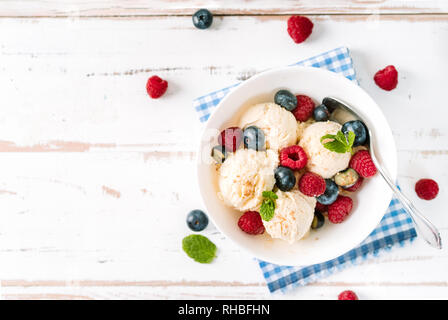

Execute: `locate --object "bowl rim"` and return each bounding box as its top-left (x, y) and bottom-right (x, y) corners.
top-left (196, 65), bottom-right (397, 266)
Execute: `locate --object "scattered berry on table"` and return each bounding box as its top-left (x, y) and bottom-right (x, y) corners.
top-left (342, 120), bottom-right (368, 147)
top-left (275, 166), bottom-right (296, 192)
top-left (243, 126), bottom-right (265, 151)
top-left (328, 195), bottom-right (353, 224)
top-left (415, 178), bottom-right (439, 200)
top-left (292, 95), bottom-right (316, 122)
top-left (238, 211), bottom-right (265, 235)
top-left (313, 104), bottom-right (330, 122)
top-left (146, 75), bottom-right (168, 99)
top-left (274, 89), bottom-right (297, 111)
top-left (287, 15), bottom-right (314, 44)
top-left (344, 176), bottom-right (364, 192)
top-left (349, 150), bottom-right (377, 178)
top-left (315, 202), bottom-right (328, 214)
top-left (316, 179), bottom-right (339, 205)
top-left (218, 127), bottom-right (243, 152)
top-left (374, 65), bottom-right (398, 91)
top-left (192, 9), bottom-right (213, 29)
top-left (279, 145), bottom-right (307, 170)
top-left (211, 145), bottom-right (227, 164)
top-left (311, 211), bottom-right (325, 229)
top-left (334, 168), bottom-right (359, 188)
top-left (299, 172), bottom-right (326, 197)
top-left (338, 290), bottom-right (359, 300)
top-left (186, 209), bottom-right (209, 232)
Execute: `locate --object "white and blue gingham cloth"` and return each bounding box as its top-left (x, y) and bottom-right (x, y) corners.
top-left (193, 47), bottom-right (417, 293)
top-left (194, 47), bottom-right (357, 123)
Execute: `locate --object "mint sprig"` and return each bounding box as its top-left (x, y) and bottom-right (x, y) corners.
top-left (182, 234), bottom-right (217, 264)
top-left (320, 130), bottom-right (356, 154)
top-left (260, 191), bottom-right (278, 221)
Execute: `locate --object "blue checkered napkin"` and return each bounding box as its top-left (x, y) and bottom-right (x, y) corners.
top-left (193, 46), bottom-right (357, 123)
top-left (259, 197), bottom-right (416, 292)
top-left (192, 47), bottom-right (417, 292)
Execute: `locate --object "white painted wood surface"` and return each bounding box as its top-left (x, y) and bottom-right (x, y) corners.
top-left (0, 2), bottom-right (447, 299)
top-left (1, 0), bottom-right (447, 16)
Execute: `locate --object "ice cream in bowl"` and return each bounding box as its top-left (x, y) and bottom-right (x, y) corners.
top-left (196, 66), bottom-right (397, 266)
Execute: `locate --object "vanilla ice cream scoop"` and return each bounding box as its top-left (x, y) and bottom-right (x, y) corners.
top-left (239, 103), bottom-right (298, 152)
top-left (218, 149), bottom-right (278, 212)
top-left (299, 121), bottom-right (351, 178)
top-left (263, 190), bottom-right (316, 244)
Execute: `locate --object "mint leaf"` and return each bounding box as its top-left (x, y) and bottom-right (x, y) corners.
top-left (182, 234), bottom-right (217, 264)
top-left (262, 190), bottom-right (278, 200)
top-left (260, 201), bottom-right (275, 221)
top-left (320, 134), bottom-right (335, 143)
top-left (260, 191), bottom-right (277, 221)
top-left (335, 130), bottom-right (348, 146)
top-left (322, 140), bottom-right (349, 153)
top-left (321, 130), bottom-right (356, 154)
top-left (346, 131), bottom-right (356, 154)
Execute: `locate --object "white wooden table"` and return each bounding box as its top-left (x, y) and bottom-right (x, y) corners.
top-left (0, 1), bottom-right (447, 300)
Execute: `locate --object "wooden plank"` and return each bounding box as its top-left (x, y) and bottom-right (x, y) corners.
top-left (1, 282), bottom-right (447, 300)
top-left (0, 0), bottom-right (447, 17)
top-left (0, 152), bottom-right (445, 281)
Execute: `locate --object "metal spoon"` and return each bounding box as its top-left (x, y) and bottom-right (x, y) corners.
top-left (323, 96), bottom-right (442, 249)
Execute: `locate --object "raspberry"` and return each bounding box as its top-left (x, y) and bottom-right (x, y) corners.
top-left (415, 179), bottom-right (439, 200)
top-left (328, 195), bottom-right (353, 224)
top-left (292, 95), bottom-right (315, 122)
top-left (287, 16), bottom-right (313, 44)
top-left (299, 172), bottom-right (326, 197)
top-left (238, 211), bottom-right (265, 235)
top-left (218, 127), bottom-right (243, 152)
top-left (279, 145), bottom-right (307, 170)
top-left (146, 75), bottom-right (168, 99)
top-left (344, 177), bottom-right (364, 192)
top-left (374, 65), bottom-right (398, 91)
top-left (315, 202), bottom-right (328, 214)
top-left (349, 150), bottom-right (377, 178)
top-left (338, 290), bottom-right (359, 300)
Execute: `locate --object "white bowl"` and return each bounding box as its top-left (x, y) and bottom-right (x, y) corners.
top-left (196, 66), bottom-right (396, 266)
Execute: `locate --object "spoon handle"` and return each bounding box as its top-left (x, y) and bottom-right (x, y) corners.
top-left (371, 151), bottom-right (442, 249)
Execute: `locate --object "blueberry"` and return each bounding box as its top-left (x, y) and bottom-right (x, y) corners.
top-left (211, 145), bottom-right (226, 163)
top-left (186, 209), bottom-right (209, 231)
top-left (311, 211), bottom-right (325, 229)
top-left (243, 126), bottom-right (265, 151)
top-left (334, 168), bottom-right (359, 188)
top-left (274, 166), bottom-right (296, 192)
top-left (192, 9), bottom-right (213, 29)
top-left (313, 104), bottom-right (330, 121)
top-left (341, 120), bottom-right (368, 147)
top-left (316, 179), bottom-right (339, 205)
top-left (274, 90), bottom-right (297, 111)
